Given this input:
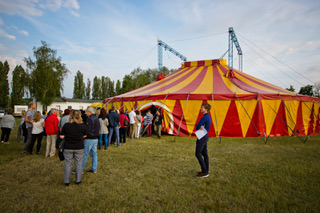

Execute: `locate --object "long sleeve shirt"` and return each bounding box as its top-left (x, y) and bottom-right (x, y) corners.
top-left (196, 113), bottom-right (211, 133)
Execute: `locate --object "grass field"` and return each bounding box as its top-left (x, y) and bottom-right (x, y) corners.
top-left (0, 119), bottom-right (320, 212)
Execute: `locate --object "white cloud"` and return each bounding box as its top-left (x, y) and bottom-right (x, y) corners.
top-left (0, 28), bottom-right (15, 40)
top-left (0, 0), bottom-right (80, 17)
top-left (19, 30), bottom-right (29, 36)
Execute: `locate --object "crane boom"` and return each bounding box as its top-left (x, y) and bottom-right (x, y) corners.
top-left (158, 39), bottom-right (187, 74)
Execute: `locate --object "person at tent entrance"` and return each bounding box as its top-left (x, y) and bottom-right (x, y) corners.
top-left (195, 103), bottom-right (211, 178)
top-left (145, 110), bottom-right (153, 137)
top-left (153, 110), bottom-right (163, 139)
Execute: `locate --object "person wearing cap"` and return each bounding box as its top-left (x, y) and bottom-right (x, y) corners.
top-left (45, 108), bottom-right (59, 157)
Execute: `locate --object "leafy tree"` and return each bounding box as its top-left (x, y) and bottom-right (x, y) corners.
top-left (85, 78), bottom-right (91, 99)
top-left (92, 76), bottom-right (101, 100)
top-left (286, 85), bottom-right (295, 92)
top-left (24, 41), bottom-right (69, 106)
top-left (0, 61), bottom-right (10, 109)
top-left (115, 80), bottom-right (121, 95)
top-left (298, 85), bottom-right (314, 96)
top-left (11, 65), bottom-right (27, 107)
top-left (314, 81), bottom-right (320, 98)
top-left (73, 70), bottom-right (85, 99)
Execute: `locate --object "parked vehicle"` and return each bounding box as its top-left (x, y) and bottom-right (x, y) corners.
top-left (0, 110), bottom-right (4, 118)
top-left (14, 105), bottom-right (28, 116)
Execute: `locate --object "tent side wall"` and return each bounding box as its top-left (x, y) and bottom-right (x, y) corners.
top-left (103, 98), bottom-right (320, 138)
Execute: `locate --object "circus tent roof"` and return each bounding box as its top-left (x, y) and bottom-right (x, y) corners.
top-left (103, 59), bottom-right (317, 103)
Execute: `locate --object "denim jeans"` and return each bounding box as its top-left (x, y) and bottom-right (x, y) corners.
top-left (108, 126), bottom-right (120, 146)
top-left (98, 134), bottom-right (108, 149)
top-left (82, 139), bottom-right (98, 172)
top-left (195, 134), bottom-right (209, 174)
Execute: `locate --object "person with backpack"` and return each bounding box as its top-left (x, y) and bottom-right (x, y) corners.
top-left (119, 109), bottom-right (129, 143)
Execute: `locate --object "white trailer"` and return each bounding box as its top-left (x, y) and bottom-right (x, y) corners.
top-left (14, 105), bottom-right (28, 116)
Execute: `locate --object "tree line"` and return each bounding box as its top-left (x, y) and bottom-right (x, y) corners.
top-left (0, 41), bottom-right (175, 110)
top-left (0, 41), bottom-right (319, 111)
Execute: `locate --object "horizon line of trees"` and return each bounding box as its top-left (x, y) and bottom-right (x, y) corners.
top-left (1, 40), bottom-right (320, 110)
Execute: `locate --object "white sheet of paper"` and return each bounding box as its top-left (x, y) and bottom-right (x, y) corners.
top-left (195, 127), bottom-right (207, 140)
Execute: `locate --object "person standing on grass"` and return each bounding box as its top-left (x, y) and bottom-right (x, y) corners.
top-left (98, 108), bottom-right (109, 150)
top-left (107, 106), bottom-right (120, 147)
top-left (22, 102), bottom-right (36, 154)
top-left (153, 110), bottom-right (163, 139)
top-left (81, 107), bottom-right (100, 173)
top-left (135, 110), bottom-right (142, 138)
top-left (45, 108), bottom-right (59, 157)
top-left (17, 110), bottom-right (26, 142)
top-left (60, 110), bottom-right (87, 186)
top-left (129, 108), bottom-right (137, 139)
top-left (195, 103), bottom-right (211, 178)
top-left (1, 110), bottom-right (16, 144)
top-left (145, 110), bottom-right (153, 137)
top-left (119, 109), bottom-right (129, 143)
top-left (29, 111), bottom-right (45, 154)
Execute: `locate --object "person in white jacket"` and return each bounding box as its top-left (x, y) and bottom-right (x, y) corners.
top-left (98, 108), bottom-right (109, 150)
top-left (1, 110), bottom-right (16, 144)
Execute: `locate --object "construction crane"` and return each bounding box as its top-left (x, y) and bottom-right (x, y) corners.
top-left (157, 39), bottom-right (187, 74)
top-left (228, 27), bottom-right (243, 71)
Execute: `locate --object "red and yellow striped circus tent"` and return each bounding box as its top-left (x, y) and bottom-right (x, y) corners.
top-left (103, 59), bottom-right (320, 138)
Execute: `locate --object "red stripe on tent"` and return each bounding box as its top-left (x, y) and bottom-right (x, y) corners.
top-left (218, 64), bottom-right (229, 74)
top-left (269, 102), bottom-right (289, 136)
top-left (212, 66), bottom-right (236, 95)
top-left (137, 67), bottom-right (201, 96)
top-left (234, 70), bottom-right (294, 94)
top-left (316, 107), bottom-right (320, 134)
top-left (308, 104), bottom-right (315, 135)
top-left (197, 60), bottom-right (205, 66)
top-left (231, 77), bottom-right (275, 94)
top-left (220, 100), bottom-right (243, 137)
top-left (172, 100), bottom-right (189, 136)
top-left (245, 103), bottom-right (265, 137)
top-left (294, 101), bottom-right (305, 136)
top-left (174, 66), bottom-right (208, 94)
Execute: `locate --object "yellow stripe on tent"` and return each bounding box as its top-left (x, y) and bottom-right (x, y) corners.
top-left (302, 102), bottom-right (313, 134)
top-left (193, 66), bottom-right (213, 94)
top-left (284, 100), bottom-right (300, 136)
top-left (261, 100), bottom-right (281, 136)
top-left (168, 67), bottom-right (204, 93)
top-left (122, 101), bottom-right (135, 111)
top-left (210, 100), bottom-right (231, 136)
top-left (158, 99), bottom-right (176, 133)
top-left (235, 99), bottom-right (257, 137)
top-left (216, 66), bottom-right (252, 94)
top-left (137, 100), bottom-right (153, 110)
top-left (180, 100), bottom-right (203, 136)
top-left (112, 102), bottom-right (122, 111)
top-left (123, 67), bottom-right (190, 96)
top-left (314, 103), bottom-right (320, 133)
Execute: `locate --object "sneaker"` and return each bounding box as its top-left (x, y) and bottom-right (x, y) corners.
top-left (75, 181), bottom-right (81, 185)
top-left (196, 172), bottom-right (209, 178)
top-left (86, 169), bottom-right (97, 174)
top-left (65, 183), bottom-right (70, 186)
top-left (1, 141), bottom-right (4, 143)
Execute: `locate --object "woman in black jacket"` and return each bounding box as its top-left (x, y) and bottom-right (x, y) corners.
top-left (60, 110), bottom-right (87, 186)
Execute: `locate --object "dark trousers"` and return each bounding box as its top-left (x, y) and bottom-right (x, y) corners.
top-left (146, 124), bottom-right (152, 137)
top-left (30, 133), bottom-right (43, 153)
top-left (1, 128), bottom-right (11, 142)
top-left (120, 127), bottom-right (127, 143)
top-left (195, 134), bottom-right (209, 174)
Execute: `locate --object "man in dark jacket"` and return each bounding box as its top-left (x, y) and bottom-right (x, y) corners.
top-left (107, 106), bottom-right (120, 147)
top-left (81, 107), bottom-right (100, 173)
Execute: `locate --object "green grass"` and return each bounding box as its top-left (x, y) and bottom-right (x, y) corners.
top-left (1, 119), bottom-right (320, 212)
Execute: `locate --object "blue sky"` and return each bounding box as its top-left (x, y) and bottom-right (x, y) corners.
top-left (0, 0), bottom-right (319, 98)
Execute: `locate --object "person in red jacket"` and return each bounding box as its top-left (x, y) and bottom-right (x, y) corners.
top-left (45, 108), bottom-right (59, 157)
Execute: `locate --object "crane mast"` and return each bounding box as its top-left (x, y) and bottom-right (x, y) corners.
top-left (228, 27), bottom-right (243, 71)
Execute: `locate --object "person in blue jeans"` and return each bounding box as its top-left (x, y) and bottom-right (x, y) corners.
top-left (107, 106), bottom-right (120, 147)
top-left (82, 107), bottom-right (100, 173)
top-left (195, 103), bottom-right (211, 178)
top-left (98, 108), bottom-right (109, 150)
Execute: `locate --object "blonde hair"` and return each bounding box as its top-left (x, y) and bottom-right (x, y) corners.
top-left (69, 110), bottom-right (83, 124)
top-left (33, 111), bottom-right (42, 122)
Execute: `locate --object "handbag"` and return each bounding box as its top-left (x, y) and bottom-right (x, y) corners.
top-left (58, 138), bottom-right (65, 161)
top-left (124, 117), bottom-right (129, 126)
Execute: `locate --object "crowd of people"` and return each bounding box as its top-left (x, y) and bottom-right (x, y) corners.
top-left (0, 102), bottom-right (165, 185)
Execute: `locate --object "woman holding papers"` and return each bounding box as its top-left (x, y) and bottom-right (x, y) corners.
top-left (195, 103), bottom-right (211, 178)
